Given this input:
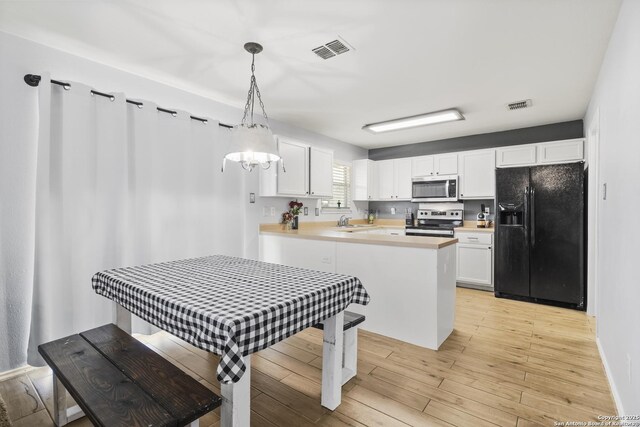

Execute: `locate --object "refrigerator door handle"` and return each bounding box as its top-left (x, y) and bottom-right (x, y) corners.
top-left (524, 186), bottom-right (529, 246)
top-left (530, 187), bottom-right (536, 248)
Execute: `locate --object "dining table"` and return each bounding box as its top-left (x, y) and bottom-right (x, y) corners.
top-left (91, 255), bottom-right (370, 427)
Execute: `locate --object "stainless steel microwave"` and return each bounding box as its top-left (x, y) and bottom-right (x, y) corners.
top-left (411, 175), bottom-right (459, 202)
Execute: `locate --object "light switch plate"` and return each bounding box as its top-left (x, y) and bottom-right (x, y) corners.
top-left (304, 207), bottom-right (309, 216)
top-left (249, 193), bottom-right (255, 203)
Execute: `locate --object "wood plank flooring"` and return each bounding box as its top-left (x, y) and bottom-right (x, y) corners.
top-left (0, 287), bottom-right (616, 426)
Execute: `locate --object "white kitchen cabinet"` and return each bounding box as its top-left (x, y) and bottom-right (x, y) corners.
top-left (496, 139), bottom-right (585, 168)
top-left (395, 158), bottom-right (412, 199)
top-left (352, 159), bottom-right (378, 201)
top-left (411, 153), bottom-right (457, 177)
top-left (309, 146), bottom-right (333, 197)
top-left (411, 156), bottom-right (435, 177)
top-left (434, 153), bottom-right (458, 175)
top-left (537, 139), bottom-right (584, 164)
top-left (259, 136), bottom-right (335, 198)
top-left (377, 158), bottom-right (411, 200)
top-left (455, 232), bottom-right (493, 288)
top-left (377, 160), bottom-right (395, 200)
top-left (459, 149), bottom-right (496, 199)
top-left (496, 145), bottom-right (537, 167)
top-left (276, 138), bottom-right (309, 196)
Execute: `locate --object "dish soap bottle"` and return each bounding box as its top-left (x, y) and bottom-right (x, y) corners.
top-left (477, 204), bottom-right (486, 228)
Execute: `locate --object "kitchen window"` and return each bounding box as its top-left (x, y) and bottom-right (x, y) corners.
top-left (323, 162), bottom-right (351, 209)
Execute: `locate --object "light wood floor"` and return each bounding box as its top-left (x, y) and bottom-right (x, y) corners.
top-left (0, 287), bottom-right (616, 426)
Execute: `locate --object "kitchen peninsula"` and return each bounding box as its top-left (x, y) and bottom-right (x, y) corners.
top-left (259, 222), bottom-right (457, 350)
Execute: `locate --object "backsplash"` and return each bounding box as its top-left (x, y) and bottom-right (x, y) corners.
top-left (368, 200), bottom-right (494, 221)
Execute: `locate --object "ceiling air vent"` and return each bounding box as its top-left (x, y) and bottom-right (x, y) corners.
top-left (312, 37), bottom-right (352, 59)
top-left (507, 99), bottom-right (533, 110)
top-left (312, 46), bottom-right (336, 60)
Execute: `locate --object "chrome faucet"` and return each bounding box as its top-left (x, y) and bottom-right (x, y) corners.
top-left (338, 215), bottom-right (351, 227)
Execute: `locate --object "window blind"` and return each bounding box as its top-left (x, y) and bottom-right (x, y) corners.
top-left (327, 163), bottom-right (351, 208)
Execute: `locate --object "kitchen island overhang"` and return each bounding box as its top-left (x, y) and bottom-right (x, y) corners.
top-left (259, 225), bottom-right (457, 350)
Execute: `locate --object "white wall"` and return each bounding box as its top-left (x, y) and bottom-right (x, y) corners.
top-left (584, 0), bottom-right (640, 414)
top-left (0, 31), bottom-right (366, 372)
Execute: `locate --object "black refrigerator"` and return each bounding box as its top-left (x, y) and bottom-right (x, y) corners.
top-left (494, 162), bottom-right (585, 310)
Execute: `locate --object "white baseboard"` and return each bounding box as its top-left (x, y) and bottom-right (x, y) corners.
top-left (0, 365), bottom-right (35, 382)
top-left (596, 337), bottom-right (625, 415)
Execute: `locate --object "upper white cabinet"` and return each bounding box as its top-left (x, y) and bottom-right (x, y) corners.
top-left (496, 145), bottom-right (537, 167)
top-left (259, 136), bottom-right (333, 198)
top-left (434, 153), bottom-right (458, 175)
top-left (352, 159), bottom-right (378, 201)
top-left (309, 146), bottom-right (333, 197)
top-left (377, 158), bottom-right (412, 200)
top-left (411, 154), bottom-right (457, 177)
top-left (459, 150), bottom-right (496, 199)
top-left (278, 138), bottom-right (310, 196)
top-left (537, 139), bottom-right (584, 164)
top-left (496, 139), bottom-right (585, 168)
top-left (395, 158), bottom-right (413, 199)
top-left (411, 156), bottom-right (435, 177)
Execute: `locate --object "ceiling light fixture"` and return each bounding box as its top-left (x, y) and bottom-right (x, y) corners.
top-left (362, 109), bottom-right (465, 133)
top-left (223, 42), bottom-right (280, 172)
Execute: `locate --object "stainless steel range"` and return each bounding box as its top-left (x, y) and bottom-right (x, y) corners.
top-left (405, 208), bottom-right (463, 238)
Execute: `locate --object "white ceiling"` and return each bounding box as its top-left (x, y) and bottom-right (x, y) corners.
top-left (0, 0), bottom-right (621, 149)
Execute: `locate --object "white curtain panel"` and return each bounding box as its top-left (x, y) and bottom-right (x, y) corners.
top-left (27, 77), bottom-right (234, 365)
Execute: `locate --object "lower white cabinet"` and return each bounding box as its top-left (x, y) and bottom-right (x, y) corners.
top-left (455, 232), bottom-right (493, 288)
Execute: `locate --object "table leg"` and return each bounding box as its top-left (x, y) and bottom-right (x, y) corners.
top-left (220, 355), bottom-right (251, 427)
top-left (113, 302), bottom-right (132, 334)
top-left (321, 311), bottom-right (344, 410)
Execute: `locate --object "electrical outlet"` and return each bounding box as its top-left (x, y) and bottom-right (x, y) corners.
top-left (628, 354), bottom-right (632, 383)
top-left (262, 207), bottom-right (269, 217)
top-left (304, 207), bottom-right (308, 216)
top-left (390, 207), bottom-right (396, 215)
top-left (315, 208), bottom-right (319, 216)
top-left (270, 207), bottom-right (275, 216)
top-left (321, 257), bottom-right (332, 264)
top-left (485, 207), bottom-right (490, 215)
top-left (249, 193), bottom-right (255, 203)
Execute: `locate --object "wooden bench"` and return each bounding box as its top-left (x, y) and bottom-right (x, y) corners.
top-left (313, 311), bottom-right (365, 385)
top-left (38, 324), bottom-right (222, 427)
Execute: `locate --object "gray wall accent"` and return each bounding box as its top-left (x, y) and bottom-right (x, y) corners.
top-left (368, 120), bottom-right (584, 161)
top-left (463, 199), bottom-right (495, 222)
top-left (368, 201), bottom-right (415, 220)
top-left (369, 199), bottom-right (494, 221)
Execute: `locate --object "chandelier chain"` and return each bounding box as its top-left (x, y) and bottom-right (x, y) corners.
top-left (241, 53), bottom-right (269, 127)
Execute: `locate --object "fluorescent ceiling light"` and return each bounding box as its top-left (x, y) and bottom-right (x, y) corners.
top-left (363, 109), bottom-right (465, 133)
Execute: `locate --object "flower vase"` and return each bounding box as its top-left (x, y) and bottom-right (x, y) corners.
top-left (285, 221), bottom-right (292, 231)
top-left (292, 215), bottom-right (299, 230)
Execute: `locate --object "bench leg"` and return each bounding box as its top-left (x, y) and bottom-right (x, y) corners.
top-left (341, 327), bottom-right (358, 385)
top-left (321, 311), bottom-right (344, 410)
top-left (113, 302), bottom-right (132, 334)
top-left (52, 374), bottom-right (85, 426)
top-left (53, 375), bottom-right (68, 426)
top-left (220, 355), bottom-right (251, 427)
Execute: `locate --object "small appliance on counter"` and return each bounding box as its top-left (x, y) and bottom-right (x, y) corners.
top-left (405, 209), bottom-right (415, 226)
top-left (477, 204), bottom-right (487, 228)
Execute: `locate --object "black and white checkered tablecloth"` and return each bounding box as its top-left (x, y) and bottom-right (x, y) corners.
top-left (92, 255), bottom-right (370, 383)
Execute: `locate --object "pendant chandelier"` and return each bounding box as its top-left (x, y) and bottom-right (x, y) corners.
top-left (223, 42), bottom-right (280, 172)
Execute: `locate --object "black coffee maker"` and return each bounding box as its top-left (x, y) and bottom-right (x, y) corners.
top-left (405, 210), bottom-right (415, 226)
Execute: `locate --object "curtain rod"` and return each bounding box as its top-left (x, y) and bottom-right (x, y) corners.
top-left (24, 74), bottom-right (233, 128)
